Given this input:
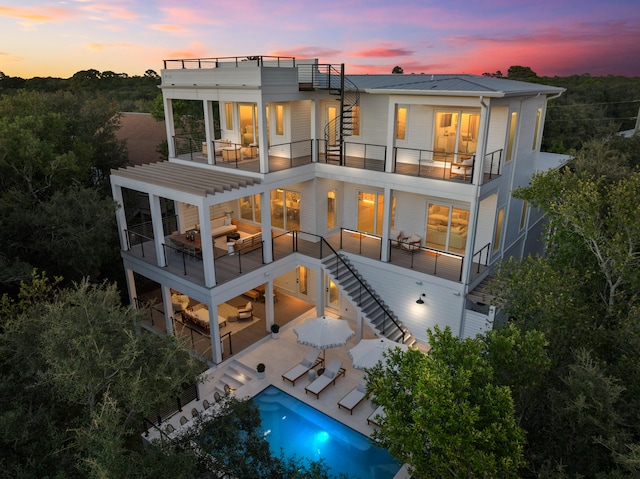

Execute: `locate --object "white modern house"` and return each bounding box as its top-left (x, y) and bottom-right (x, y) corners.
top-left (110, 56), bottom-right (566, 367)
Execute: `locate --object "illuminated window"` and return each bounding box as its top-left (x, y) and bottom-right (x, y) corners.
top-left (519, 200), bottom-right (528, 231)
top-left (240, 194), bottom-right (261, 224)
top-left (434, 111), bottom-right (479, 158)
top-left (351, 105), bottom-right (360, 136)
top-left (532, 108), bottom-right (542, 150)
top-left (275, 104), bottom-right (284, 136)
top-left (506, 112), bottom-right (518, 161)
top-left (426, 203), bottom-right (469, 254)
top-left (270, 189), bottom-right (299, 230)
top-left (493, 208), bottom-right (505, 253)
top-left (225, 103), bottom-right (233, 130)
top-left (396, 107), bottom-right (407, 140)
top-left (357, 191), bottom-right (384, 235)
top-left (327, 190), bottom-right (336, 229)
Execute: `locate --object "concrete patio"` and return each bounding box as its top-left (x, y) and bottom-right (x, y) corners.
top-left (148, 309), bottom-right (411, 478)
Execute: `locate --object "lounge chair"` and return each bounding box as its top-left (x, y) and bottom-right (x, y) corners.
top-left (224, 383), bottom-right (236, 395)
top-left (367, 405), bottom-right (386, 426)
top-left (202, 399), bottom-right (211, 410)
top-left (179, 415), bottom-right (188, 425)
top-left (191, 407), bottom-right (199, 418)
top-left (281, 348), bottom-right (324, 386)
top-left (305, 359), bottom-right (346, 399)
top-left (337, 379), bottom-right (368, 414)
top-left (214, 391), bottom-right (222, 402)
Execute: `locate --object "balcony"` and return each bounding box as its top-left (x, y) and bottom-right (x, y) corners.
top-left (174, 136), bottom-right (502, 185)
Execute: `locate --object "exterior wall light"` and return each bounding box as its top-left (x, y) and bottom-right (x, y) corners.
top-left (416, 293), bottom-right (426, 304)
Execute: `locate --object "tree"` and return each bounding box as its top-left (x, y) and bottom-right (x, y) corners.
top-left (391, 66), bottom-right (404, 74)
top-left (0, 90), bottom-right (127, 288)
top-left (366, 326), bottom-right (525, 478)
top-left (0, 276), bottom-right (205, 478)
top-left (489, 136), bottom-right (640, 477)
top-left (507, 65), bottom-right (538, 81)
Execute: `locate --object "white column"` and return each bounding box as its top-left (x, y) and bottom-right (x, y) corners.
top-left (265, 281), bottom-right (275, 332)
top-left (380, 186), bottom-right (393, 262)
top-left (149, 194), bottom-right (167, 267)
top-left (209, 302), bottom-right (223, 364)
top-left (198, 203), bottom-right (216, 287)
top-left (384, 100), bottom-right (397, 173)
top-left (260, 191), bottom-right (273, 263)
top-left (161, 285), bottom-right (174, 335)
top-left (203, 100), bottom-right (214, 165)
top-left (316, 267), bottom-right (325, 317)
top-left (111, 182), bottom-right (129, 250)
top-left (310, 99), bottom-right (319, 162)
top-left (164, 97), bottom-right (176, 158)
top-left (257, 98), bottom-right (268, 173)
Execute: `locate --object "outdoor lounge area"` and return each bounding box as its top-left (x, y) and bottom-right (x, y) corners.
top-left (144, 311), bottom-right (411, 474)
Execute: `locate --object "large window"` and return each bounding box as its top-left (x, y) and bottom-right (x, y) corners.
top-left (239, 103), bottom-right (259, 146)
top-left (425, 203), bottom-right (469, 254)
top-left (240, 194), bottom-right (261, 223)
top-left (519, 200), bottom-right (528, 231)
top-left (493, 208), bottom-right (505, 253)
top-left (275, 104), bottom-right (284, 136)
top-left (434, 111), bottom-right (480, 159)
top-left (271, 189), bottom-right (300, 231)
top-left (357, 191), bottom-right (384, 235)
top-left (396, 107), bottom-right (407, 140)
top-left (224, 103), bottom-right (233, 130)
top-left (506, 111), bottom-right (518, 161)
top-left (327, 190), bottom-right (336, 230)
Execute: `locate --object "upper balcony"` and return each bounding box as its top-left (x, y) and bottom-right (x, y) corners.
top-left (171, 135), bottom-right (502, 185)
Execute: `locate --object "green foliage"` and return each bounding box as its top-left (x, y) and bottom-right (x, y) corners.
top-left (0, 277), bottom-right (204, 478)
top-left (367, 326), bottom-right (525, 478)
top-left (494, 136), bottom-right (640, 477)
top-left (0, 90), bottom-right (128, 288)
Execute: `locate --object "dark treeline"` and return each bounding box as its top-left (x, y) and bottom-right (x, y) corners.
top-left (2, 65), bottom-right (640, 152)
top-left (0, 68), bottom-right (161, 112)
top-left (484, 66), bottom-right (640, 152)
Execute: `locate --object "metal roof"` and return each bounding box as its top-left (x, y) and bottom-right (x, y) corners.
top-left (111, 161), bottom-right (261, 197)
top-left (346, 74), bottom-right (565, 97)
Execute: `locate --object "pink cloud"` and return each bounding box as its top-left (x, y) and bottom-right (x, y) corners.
top-left (270, 46), bottom-right (343, 58)
top-left (150, 24), bottom-right (187, 34)
top-left (79, 3), bottom-right (139, 21)
top-left (0, 5), bottom-right (72, 22)
top-left (350, 47), bottom-right (414, 58)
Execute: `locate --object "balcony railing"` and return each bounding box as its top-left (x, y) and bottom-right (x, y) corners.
top-left (163, 56), bottom-right (297, 70)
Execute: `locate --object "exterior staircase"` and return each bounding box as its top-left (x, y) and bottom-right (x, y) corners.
top-left (324, 64), bottom-right (360, 164)
top-left (296, 63), bottom-right (360, 165)
top-left (214, 359), bottom-right (255, 396)
top-left (322, 253), bottom-right (416, 347)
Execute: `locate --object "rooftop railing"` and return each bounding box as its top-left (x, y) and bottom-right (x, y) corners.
top-left (163, 56), bottom-right (297, 70)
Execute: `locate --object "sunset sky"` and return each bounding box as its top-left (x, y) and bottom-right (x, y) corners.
top-left (1, 0), bottom-right (639, 79)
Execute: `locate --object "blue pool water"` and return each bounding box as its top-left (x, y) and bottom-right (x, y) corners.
top-left (254, 385), bottom-right (401, 479)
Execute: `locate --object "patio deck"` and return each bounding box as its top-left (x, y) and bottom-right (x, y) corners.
top-left (145, 311), bottom-right (411, 478)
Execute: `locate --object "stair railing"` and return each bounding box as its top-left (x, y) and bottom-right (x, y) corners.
top-left (317, 235), bottom-right (406, 343)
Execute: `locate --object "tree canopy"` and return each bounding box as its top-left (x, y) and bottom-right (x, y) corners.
top-left (366, 326), bottom-right (529, 478)
top-left (490, 135), bottom-right (640, 477)
top-left (0, 276), bottom-right (205, 478)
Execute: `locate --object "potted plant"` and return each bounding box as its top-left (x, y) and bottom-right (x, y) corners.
top-left (256, 363), bottom-right (266, 379)
top-left (270, 323), bottom-right (280, 339)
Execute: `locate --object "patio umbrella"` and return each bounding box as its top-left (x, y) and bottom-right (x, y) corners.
top-left (293, 316), bottom-right (355, 362)
top-left (347, 338), bottom-right (408, 370)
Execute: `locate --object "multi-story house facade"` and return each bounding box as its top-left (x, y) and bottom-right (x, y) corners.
top-left (110, 56), bottom-right (566, 366)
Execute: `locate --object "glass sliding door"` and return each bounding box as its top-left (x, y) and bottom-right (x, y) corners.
top-left (271, 188), bottom-right (300, 230)
top-left (357, 191), bottom-right (384, 235)
top-left (434, 110), bottom-right (480, 160)
top-left (239, 103), bottom-right (259, 146)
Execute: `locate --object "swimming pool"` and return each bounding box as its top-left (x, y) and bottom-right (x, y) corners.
top-left (254, 385), bottom-right (401, 479)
